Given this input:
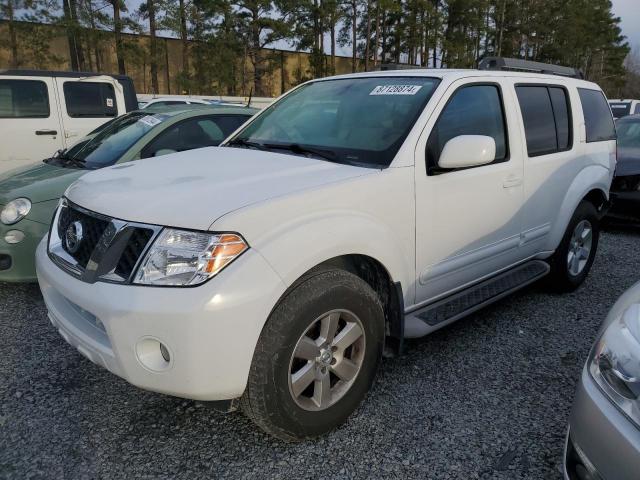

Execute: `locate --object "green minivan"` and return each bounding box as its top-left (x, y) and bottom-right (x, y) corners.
top-left (0, 104), bottom-right (258, 282)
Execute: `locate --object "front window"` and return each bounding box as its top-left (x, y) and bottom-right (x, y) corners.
top-left (227, 77), bottom-right (440, 168)
top-left (617, 119), bottom-right (640, 149)
top-left (46, 112), bottom-right (168, 169)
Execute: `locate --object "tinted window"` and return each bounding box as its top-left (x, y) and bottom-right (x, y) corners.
top-left (579, 88), bottom-right (616, 142)
top-left (0, 79), bottom-right (49, 118)
top-left (232, 77), bottom-right (440, 168)
top-left (516, 86), bottom-right (557, 156)
top-left (427, 84), bottom-right (507, 174)
top-left (141, 115), bottom-right (250, 158)
top-left (635, 104), bottom-right (640, 115)
top-left (63, 82), bottom-right (117, 118)
top-left (549, 88), bottom-right (571, 150)
top-left (610, 102), bottom-right (631, 119)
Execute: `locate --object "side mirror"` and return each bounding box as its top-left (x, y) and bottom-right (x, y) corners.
top-left (438, 135), bottom-right (496, 169)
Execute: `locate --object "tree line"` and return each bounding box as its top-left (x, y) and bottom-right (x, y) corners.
top-left (0, 0), bottom-right (633, 97)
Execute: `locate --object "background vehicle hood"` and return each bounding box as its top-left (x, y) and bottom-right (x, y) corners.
top-left (65, 147), bottom-right (376, 230)
top-left (616, 147), bottom-right (640, 177)
top-left (0, 162), bottom-right (85, 205)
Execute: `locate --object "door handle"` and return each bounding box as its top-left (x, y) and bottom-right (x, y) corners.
top-left (503, 175), bottom-right (523, 188)
top-left (35, 129), bottom-right (58, 136)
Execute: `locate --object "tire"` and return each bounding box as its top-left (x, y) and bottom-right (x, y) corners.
top-left (547, 201), bottom-right (600, 292)
top-left (241, 267), bottom-right (385, 441)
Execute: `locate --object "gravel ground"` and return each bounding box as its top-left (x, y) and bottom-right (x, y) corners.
top-left (1, 229), bottom-right (639, 480)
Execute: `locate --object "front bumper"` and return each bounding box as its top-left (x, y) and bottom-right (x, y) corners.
top-left (36, 238), bottom-right (287, 401)
top-left (565, 367), bottom-right (640, 480)
top-left (0, 218), bottom-right (49, 282)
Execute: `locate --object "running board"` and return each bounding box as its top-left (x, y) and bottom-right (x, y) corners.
top-left (404, 260), bottom-right (550, 338)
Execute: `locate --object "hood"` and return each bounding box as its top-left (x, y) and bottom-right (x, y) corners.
top-left (66, 147), bottom-right (376, 231)
top-left (616, 147), bottom-right (640, 177)
top-left (0, 161), bottom-right (86, 205)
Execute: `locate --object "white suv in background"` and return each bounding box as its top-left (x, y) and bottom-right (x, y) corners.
top-left (0, 70), bottom-right (137, 173)
top-left (36, 61), bottom-right (616, 441)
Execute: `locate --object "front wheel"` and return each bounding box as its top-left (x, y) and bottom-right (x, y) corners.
top-left (241, 268), bottom-right (385, 441)
top-left (547, 201), bottom-right (600, 292)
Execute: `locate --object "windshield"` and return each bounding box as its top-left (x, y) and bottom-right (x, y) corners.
top-left (47, 112), bottom-right (168, 169)
top-left (617, 119), bottom-right (640, 149)
top-left (228, 76), bottom-right (440, 167)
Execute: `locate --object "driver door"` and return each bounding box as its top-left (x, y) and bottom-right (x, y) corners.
top-left (414, 79), bottom-right (525, 304)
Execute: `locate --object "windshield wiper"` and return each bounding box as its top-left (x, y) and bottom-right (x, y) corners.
top-left (226, 138), bottom-right (268, 151)
top-left (261, 143), bottom-right (338, 163)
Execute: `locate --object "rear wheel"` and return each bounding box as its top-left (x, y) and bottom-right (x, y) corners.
top-left (241, 268), bottom-right (385, 441)
top-left (547, 201), bottom-right (600, 292)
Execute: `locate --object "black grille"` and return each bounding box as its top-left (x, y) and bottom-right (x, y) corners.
top-left (115, 228), bottom-right (154, 279)
top-left (57, 205), bottom-right (110, 268)
top-left (53, 203), bottom-right (157, 283)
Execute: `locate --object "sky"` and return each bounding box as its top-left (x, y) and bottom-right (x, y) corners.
top-left (612, 0), bottom-right (640, 51)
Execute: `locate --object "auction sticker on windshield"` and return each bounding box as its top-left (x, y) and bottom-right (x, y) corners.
top-left (370, 85), bottom-right (423, 95)
top-left (138, 115), bottom-right (163, 127)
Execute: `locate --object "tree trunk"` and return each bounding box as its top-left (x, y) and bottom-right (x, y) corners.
top-left (373, 2), bottom-right (380, 67)
top-left (113, 0), bottom-right (125, 74)
top-left (351, 0), bottom-right (357, 73)
top-left (164, 39), bottom-right (171, 94)
top-left (148, 0), bottom-right (159, 94)
top-left (364, 0), bottom-right (371, 71)
top-left (497, 0), bottom-right (506, 57)
top-left (330, 12), bottom-right (336, 74)
top-left (63, 0), bottom-right (80, 71)
top-left (6, 0), bottom-right (19, 68)
top-left (179, 0), bottom-right (189, 86)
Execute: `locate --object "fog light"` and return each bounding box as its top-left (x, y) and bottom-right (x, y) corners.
top-left (4, 230), bottom-right (25, 244)
top-left (135, 337), bottom-right (172, 372)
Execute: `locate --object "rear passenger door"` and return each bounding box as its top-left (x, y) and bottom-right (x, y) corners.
top-left (515, 82), bottom-right (614, 258)
top-left (55, 78), bottom-right (122, 144)
top-left (414, 79), bottom-right (525, 303)
top-left (0, 76), bottom-right (64, 172)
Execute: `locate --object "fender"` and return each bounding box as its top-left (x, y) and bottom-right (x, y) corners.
top-left (548, 164), bottom-right (611, 250)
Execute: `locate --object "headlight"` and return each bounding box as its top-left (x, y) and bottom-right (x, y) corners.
top-left (590, 303), bottom-right (640, 426)
top-left (133, 229), bottom-right (248, 286)
top-left (1, 198), bottom-right (31, 225)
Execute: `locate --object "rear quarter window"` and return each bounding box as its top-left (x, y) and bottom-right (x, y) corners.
top-left (579, 88), bottom-right (616, 142)
top-left (63, 81), bottom-right (118, 118)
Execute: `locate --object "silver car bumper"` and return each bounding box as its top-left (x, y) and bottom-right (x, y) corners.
top-left (565, 367), bottom-right (640, 480)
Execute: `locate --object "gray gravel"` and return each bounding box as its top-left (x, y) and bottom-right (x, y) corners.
top-left (1, 229), bottom-right (640, 479)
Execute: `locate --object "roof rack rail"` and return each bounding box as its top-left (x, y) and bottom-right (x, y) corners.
top-left (375, 63), bottom-right (428, 71)
top-left (478, 57), bottom-right (584, 79)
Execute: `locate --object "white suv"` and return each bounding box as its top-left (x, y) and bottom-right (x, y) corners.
top-left (36, 62), bottom-right (616, 441)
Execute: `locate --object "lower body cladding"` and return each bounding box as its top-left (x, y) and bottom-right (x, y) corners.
top-left (565, 367), bottom-right (640, 480)
top-left (35, 238), bottom-right (287, 401)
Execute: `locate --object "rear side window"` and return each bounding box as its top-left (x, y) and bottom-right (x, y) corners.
top-left (427, 84), bottom-right (508, 174)
top-left (63, 82), bottom-right (117, 118)
top-left (516, 85), bottom-right (572, 157)
top-left (0, 79), bottom-right (49, 118)
top-left (578, 88), bottom-right (616, 142)
top-left (634, 104), bottom-right (640, 115)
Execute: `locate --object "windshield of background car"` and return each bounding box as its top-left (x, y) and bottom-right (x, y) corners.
top-left (617, 119), bottom-right (640, 148)
top-left (57, 112), bottom-right (169, 169)
top-left (229, 77), bottom-right (440, 167)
